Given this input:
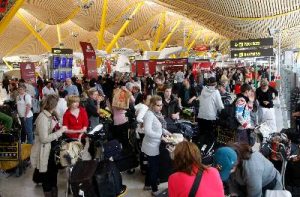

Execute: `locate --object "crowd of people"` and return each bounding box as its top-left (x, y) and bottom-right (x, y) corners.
top-left (0, 65), bottom-right (297, 197)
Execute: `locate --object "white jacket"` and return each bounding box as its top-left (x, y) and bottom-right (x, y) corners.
top-left (198, 86), bottom-right (224, 120)
top-left (141, 110), bottom-right (166, 156)
top-left (134, 103), bottom-right (148, 123)
top-left (30, 110), bottom-right (63, 173)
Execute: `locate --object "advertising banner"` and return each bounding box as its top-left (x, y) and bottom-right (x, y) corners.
top-left (80, 42), bottom-right (96, 78)
top-left (20, 62), bottom-right (36, 83)
top-left (86, 58), bottom-right (97, 79)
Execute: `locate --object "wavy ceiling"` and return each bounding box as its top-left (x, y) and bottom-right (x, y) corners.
top-left (0, 0), bottom-right (227, 58)
top-left (2, 0), bottom-right (298, 58)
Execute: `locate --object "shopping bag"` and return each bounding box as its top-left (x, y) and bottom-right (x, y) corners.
top-left (112, 88), bottom-right (131, 109)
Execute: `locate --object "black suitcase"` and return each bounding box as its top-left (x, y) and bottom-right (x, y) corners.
top-left (70, 160), bottom-right (98, 197)
top-left (114, 149), bottom-right (139, 172)
top-left (94, 160), bottom-right (123, 197)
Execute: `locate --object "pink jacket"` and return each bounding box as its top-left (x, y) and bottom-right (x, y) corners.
top-left (168, 167), bottom-right (224, 197)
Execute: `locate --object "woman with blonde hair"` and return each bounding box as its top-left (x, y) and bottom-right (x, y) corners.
top-left (63, 95), bottom-right (89, 139)
top-left (141, 95), bottom-right (170, 195)
top-left (168, 141), bottom-right (224, 197)
top-left (31, 94), bottom-right (67, 197)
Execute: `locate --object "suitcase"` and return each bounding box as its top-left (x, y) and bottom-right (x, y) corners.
top-left (94, 160), bottom-right (123, 197)
top-left (70, 160), bottom-right (98, 197)
top-left (114, 149), bottom-right (139, 172)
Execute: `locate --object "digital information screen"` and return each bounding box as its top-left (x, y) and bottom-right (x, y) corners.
top-left (230, 38), bottom-right (273, 49)
top-left (231, 48), bottom-right (274, 58)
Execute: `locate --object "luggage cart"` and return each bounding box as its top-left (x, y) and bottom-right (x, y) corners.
top-left (0, 133), bottom-right (23, 176)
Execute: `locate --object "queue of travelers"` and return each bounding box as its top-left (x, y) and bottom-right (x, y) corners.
top-left (0, 65), bottom-right (298, 197)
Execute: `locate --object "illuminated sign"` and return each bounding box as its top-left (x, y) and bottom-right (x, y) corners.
top-left (231, 48), bottom-right (274, 58)
top-left (51, 48), bottom-right (73, 55)
top-left (230, 38), bottom-right (273, 49)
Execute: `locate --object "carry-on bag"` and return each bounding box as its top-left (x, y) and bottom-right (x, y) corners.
top-left (94, 160), bottom-right (124, 197)
top-left (70, 160), bottom-right (98, 197)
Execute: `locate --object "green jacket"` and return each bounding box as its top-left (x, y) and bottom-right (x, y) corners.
top-left (0, 112), bottom-right (13, 129)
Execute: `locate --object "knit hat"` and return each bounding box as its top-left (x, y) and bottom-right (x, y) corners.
top-left (213, 147), bottom-right (238, 181)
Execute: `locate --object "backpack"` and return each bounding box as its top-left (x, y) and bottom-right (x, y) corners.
top-left (94, 160), bottom-right (123, 197)
top-left (218, 97), bottom-right (245, 130)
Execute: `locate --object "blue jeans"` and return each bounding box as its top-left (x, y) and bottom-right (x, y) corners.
top-left (20, 117), bottom-right (33, 144)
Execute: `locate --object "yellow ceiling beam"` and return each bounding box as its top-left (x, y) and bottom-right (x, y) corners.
top-left (0, 0), bottom-right (25, 36)
top-left (106, 2), bottom-right (144, 53)
top-left (187, 31), bottom-right (202, 51)
top-left (158, 20), bottom-right (181, 51)
top-left (3, 59), bottom-right (13, 70)
top-left (152, 12), bottom-right (166, 51)
top-left (97, 0), bottom-right (108, 50)
top-left (184, 26), bottom-right (193, 47)
top-left (16, 12), bottom-right (51, 52)
top-left (56, 24), bottom-right (62, 45)
top-left (107, 2), bottom-right (142, 28)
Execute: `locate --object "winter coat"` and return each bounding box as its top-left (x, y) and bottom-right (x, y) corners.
top-left (30, 110), bottom-right (63, 173)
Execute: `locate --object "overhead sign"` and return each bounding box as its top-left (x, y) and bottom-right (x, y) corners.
top-left (231, 48), bottom-right (274, 58)
top-left (154, 58), bottom-right (188, 65)
top-left (51, 48), bottom-right (73, 55)
top-left (230, 38), bottom-right (273, 49)
top-left (20, 62), bottom-right (36, 83)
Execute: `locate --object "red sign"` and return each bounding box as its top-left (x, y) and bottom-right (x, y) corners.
top-left (0, 0), bottom-right (8, 13)
top-left (80, 42), bottom-right (96, 78)
top-left (193, 45), bottom-right (209, 52)
top-left (135, 60), bottom-right (147, 77)
top-left (192, 62), bottom-right (211, 71)
top-left (20, 62), bottom-right (36, 83)
top-left (86, 58), bottom-right (97, 79)
top-left (155, 58), bottom-right (188, 65)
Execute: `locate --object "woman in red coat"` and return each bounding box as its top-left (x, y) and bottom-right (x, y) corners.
top-left (63, 95), bottom-right (89, 139)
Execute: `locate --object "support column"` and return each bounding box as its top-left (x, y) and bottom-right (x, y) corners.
top-left (106, 2), bottom-right (144, 53)
top-left (158, 20), bottom-right (181, 51)
top-left (187, 31), bottom-right (202, 51)
top-left (16, 13), bottom-right (51, 52)
top-left (152, 12), bottom-right (166, 51)
top-left (97, 0), bottom-right (108, 50)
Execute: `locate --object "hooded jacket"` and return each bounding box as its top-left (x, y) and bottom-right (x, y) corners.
top-left (198, 86), bottom-right (224, 120)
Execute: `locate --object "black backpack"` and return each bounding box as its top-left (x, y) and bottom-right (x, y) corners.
top-left (94, 161), bottom-right (123, 197)
top-left (218, 97), bottom-right (245, 130)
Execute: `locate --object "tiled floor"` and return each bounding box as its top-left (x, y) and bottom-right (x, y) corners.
top-left (0, 166), bottom-right (167, 197)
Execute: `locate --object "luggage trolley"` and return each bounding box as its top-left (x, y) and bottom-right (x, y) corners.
top-left (0, 133), bottom-right (23, 176)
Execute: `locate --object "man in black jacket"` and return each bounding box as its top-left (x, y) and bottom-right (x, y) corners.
top-left (256, 79), bottom-right (278, 132)
top-left (161, 84), bottom-right (181, 133)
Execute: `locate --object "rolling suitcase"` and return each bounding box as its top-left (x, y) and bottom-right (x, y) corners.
top-left (70, 160), bottom-right (98, 197)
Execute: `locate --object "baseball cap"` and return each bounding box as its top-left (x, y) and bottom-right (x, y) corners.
top-left (213, 147), bottom-right (238, 181)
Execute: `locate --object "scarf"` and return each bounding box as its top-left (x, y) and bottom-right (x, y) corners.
top-left (152, 110), bottom-right (167, 129)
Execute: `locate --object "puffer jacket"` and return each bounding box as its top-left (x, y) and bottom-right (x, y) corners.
top-left (30, 110), bottom-right (63, 173)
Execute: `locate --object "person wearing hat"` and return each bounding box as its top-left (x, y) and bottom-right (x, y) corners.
top-left (256, 79), bottom-right (278, 132)
top-left (197, 77), bottom-right (224, 146)
top-left (213, 144), bottom-right (282, 197)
